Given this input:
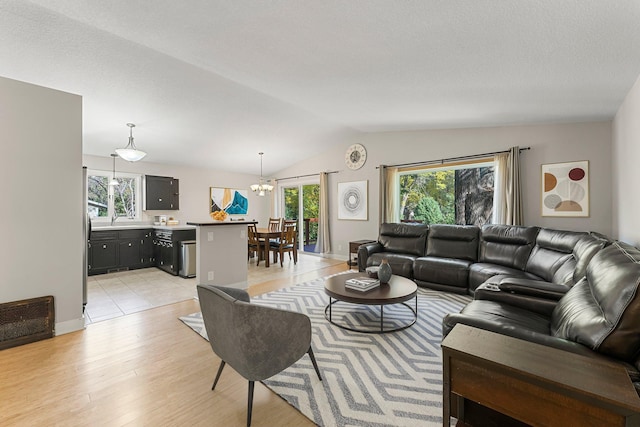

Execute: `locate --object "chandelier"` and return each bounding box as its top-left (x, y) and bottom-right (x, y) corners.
top-left (115, 123), bottom-right (147, 162)
top-left (250, 152), bottom-right (274, 196)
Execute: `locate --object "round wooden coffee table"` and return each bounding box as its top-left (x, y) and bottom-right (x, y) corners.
top-left (324, 272), bottom-right (418, 333)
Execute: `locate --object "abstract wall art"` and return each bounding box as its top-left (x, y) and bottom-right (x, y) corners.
top-left (338, 180), bottom-right (368, 220)
top-left (210, 187), bottom-right (249, 215)
top-left (541, 160), bottom-right (589, 217)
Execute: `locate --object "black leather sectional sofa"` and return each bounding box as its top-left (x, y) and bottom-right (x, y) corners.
top-left (358, 222), bottom-right (640, 395)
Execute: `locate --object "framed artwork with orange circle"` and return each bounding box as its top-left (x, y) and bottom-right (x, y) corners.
top-left (541, 160), bottom-right (589, 217)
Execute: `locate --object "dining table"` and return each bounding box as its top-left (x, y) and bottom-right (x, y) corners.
top-left (255, 227), bottom-right (281, 267)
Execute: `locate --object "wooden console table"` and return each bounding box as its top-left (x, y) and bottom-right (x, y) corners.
top-left (441, 324), bottom-right (640, 427)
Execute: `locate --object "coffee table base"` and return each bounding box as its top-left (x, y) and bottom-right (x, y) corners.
top-left (324, 296), bottom-right (417, 334)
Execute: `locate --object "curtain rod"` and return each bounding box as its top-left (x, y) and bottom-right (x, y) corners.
top-left (378, 147), bottom-right (531, 169)
top-left (275, 170), bottom-right (339, 182)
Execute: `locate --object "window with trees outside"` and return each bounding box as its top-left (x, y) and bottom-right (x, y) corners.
top-left (87, 169), bottom-right (142, 222)
top-left (399, 160), bottom-right (495, 226)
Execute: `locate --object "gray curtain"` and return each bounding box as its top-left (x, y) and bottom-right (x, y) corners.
top-left (315, 172), bottom-right (331, 253)
top-left (493, 146), bottom-right (524, 225)
top-left (379, 165), bottom-right (399, 224)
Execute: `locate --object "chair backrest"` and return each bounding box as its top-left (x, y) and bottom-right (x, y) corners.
top-left (247, 224), bottom-right (259, 245)
top-left (268, 218), bottom-right (281, 231)
top-left (197, 284), bottom-right (312, 381)
top-left (282, 223), bottom-right (297, 245)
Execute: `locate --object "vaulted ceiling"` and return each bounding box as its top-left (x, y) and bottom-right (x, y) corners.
top-left (2, 1), bottom-right (639, 175)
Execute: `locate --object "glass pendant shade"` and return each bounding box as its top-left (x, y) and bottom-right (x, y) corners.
top-left (251, 152), bottom-right (273, 196)
top-left (116, 123), bottom-right (147, 162)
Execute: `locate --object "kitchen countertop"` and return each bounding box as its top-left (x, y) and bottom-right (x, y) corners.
top-left (186, 221), bottom-right (257, 226)
top-left (92, 224), bottom-right (196, 231)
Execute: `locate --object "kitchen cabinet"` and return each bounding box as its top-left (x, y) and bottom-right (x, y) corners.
top-left (89, 227), bottom-right (193, 276)
top-left (145, 175), bottom-right (179, 210)
top-left (88, 231), bottom-right (118, 274)
top-left (89, 228), bottom-right (154, 275)
top-left (118, 229), bottom-right (144, 268)
top-left (140, 231), bottom-right (155, 267)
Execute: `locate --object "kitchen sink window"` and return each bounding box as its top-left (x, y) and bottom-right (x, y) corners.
top-left (87, 169), bottom-right (142, 222)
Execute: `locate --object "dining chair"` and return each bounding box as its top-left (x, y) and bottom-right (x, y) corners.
top-left (268, 217), bottom-right (282, 232)
top-left (269, 222), bottom-right (298, 266)
top-left (197, 284), bottom-right (322, 427)
top-left (247, 224), bottom-right (263, 265)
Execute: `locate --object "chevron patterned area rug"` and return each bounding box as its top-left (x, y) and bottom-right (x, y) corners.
top-left (180, 273), bottom-right (471, 426)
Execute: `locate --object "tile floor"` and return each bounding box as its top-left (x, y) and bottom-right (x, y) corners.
top-left (85, 253), bottom-right (345, 325)
top-left (85, 268), bottom-right (196, 324)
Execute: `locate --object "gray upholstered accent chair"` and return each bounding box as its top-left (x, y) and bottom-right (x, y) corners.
top-left (197, 284), bottom-right (322, 427)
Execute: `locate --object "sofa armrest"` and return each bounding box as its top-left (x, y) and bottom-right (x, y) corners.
top-left (497, 278), bottom-right (570, 300)
top-left (358, 242), bottom-right (383, 272)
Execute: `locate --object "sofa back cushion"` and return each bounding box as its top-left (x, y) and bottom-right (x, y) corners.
top-left (426, 224), bottom-right (479, 261)
top-left (571, 232), bottom-right (610, 284)
top-left (478, 225), bottom-right (539, 270)
top-left (379, 222), bottom-right (429, 257)
top-left (551, 241), bottom-right (640, 363)
top-left (525, 228), bottom-right (587, 283)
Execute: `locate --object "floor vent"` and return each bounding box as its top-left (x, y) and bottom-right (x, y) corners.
top-left (0, 296), bottom-right (54, 350)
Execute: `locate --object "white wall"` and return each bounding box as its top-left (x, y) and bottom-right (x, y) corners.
top-left (612, 74), bottom-right (640, 245)
top-left (275, 121), bottom-right (613, 258)
top-left (82, 155), bottom-right (271, 226)
top-left (0, 76), bottom-right (83, 334)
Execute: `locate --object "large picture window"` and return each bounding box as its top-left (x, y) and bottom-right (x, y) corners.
top-left (399, 160), bottom-right (495, 226)
top-left (87, 169), bottom-right (142, 222)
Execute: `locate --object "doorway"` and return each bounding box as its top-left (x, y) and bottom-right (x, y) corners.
top-left (282, 183), bottom-right (320, 253)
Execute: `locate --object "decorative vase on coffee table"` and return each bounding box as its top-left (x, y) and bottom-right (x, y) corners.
top-left (378, 259), bottom-right (392, 284)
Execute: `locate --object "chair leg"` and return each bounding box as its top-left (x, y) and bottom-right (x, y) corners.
top-left (247, 380), bottom-right (255, 427)
top-left (212, 360), bottom-right (226, 390)
top-left (308, 346), bottom-right (322, 381)
top-left (280, 249), bottom-right (284, 267)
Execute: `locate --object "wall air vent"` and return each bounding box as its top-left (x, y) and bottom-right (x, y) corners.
top-left (0, 296), bottom-right (54, 350)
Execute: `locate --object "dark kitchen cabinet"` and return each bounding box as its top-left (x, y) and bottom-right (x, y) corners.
top-left (89, 227), bottom-right (194, 276)
top-left (88, 231), bottom-right (118, 274)
top-left (118, 235), bottom-right (142, 268)
top-left (89, 228), bottom-right (152, 275)
top-left (140, 231), bottom-right (155, 267)
top-left (145, 175), bottom-right (179, 210)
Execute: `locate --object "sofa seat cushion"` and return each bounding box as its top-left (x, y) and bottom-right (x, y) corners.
top-left (443, 299), bottom-right (551, 337)
top-left (413, 256), bottom-right (472, 288)
top-left (368, 253), bottom-right (416, 279)
top-left (551, 241), bottom-right (640, 363)
top-left (474, 281), bottom-right (559, 317)
top-left (442, 300), bottom-right (640, 381)
top-left (468, 263), bottom-right (540, 293)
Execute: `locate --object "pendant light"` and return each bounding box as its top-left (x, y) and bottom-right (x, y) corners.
top-left (115, 123), bottom-right (147, 162)
top-left (250, 152), bottom-right (274, 196)
top-left (109, 153), bottom-right (119, 186)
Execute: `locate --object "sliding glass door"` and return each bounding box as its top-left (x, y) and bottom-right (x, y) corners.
top-left (282, 182), bottom-right (320, 253)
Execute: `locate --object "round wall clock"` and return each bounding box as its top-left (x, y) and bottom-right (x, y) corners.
top-left (345, 143), bottom-right (367, 170)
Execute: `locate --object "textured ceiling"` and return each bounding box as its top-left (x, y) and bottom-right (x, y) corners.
top-left (1, 0), bottom-right (640, 175)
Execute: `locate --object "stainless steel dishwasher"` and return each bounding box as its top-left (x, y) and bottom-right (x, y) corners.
top-left (179, 240), bottom-right (196, 278)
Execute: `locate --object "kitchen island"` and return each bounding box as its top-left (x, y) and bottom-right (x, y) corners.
top-left (186, 221), bottom-right (257, 289)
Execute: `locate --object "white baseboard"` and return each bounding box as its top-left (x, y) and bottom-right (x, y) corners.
top-left (55, 318), bottom-right (85, 335)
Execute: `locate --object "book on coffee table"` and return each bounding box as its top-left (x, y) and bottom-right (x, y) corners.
top-left (345, 277), bottom-right (380, 291)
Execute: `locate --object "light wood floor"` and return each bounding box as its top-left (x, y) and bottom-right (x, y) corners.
top-left (0, 255), bottom-right (349, 427)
